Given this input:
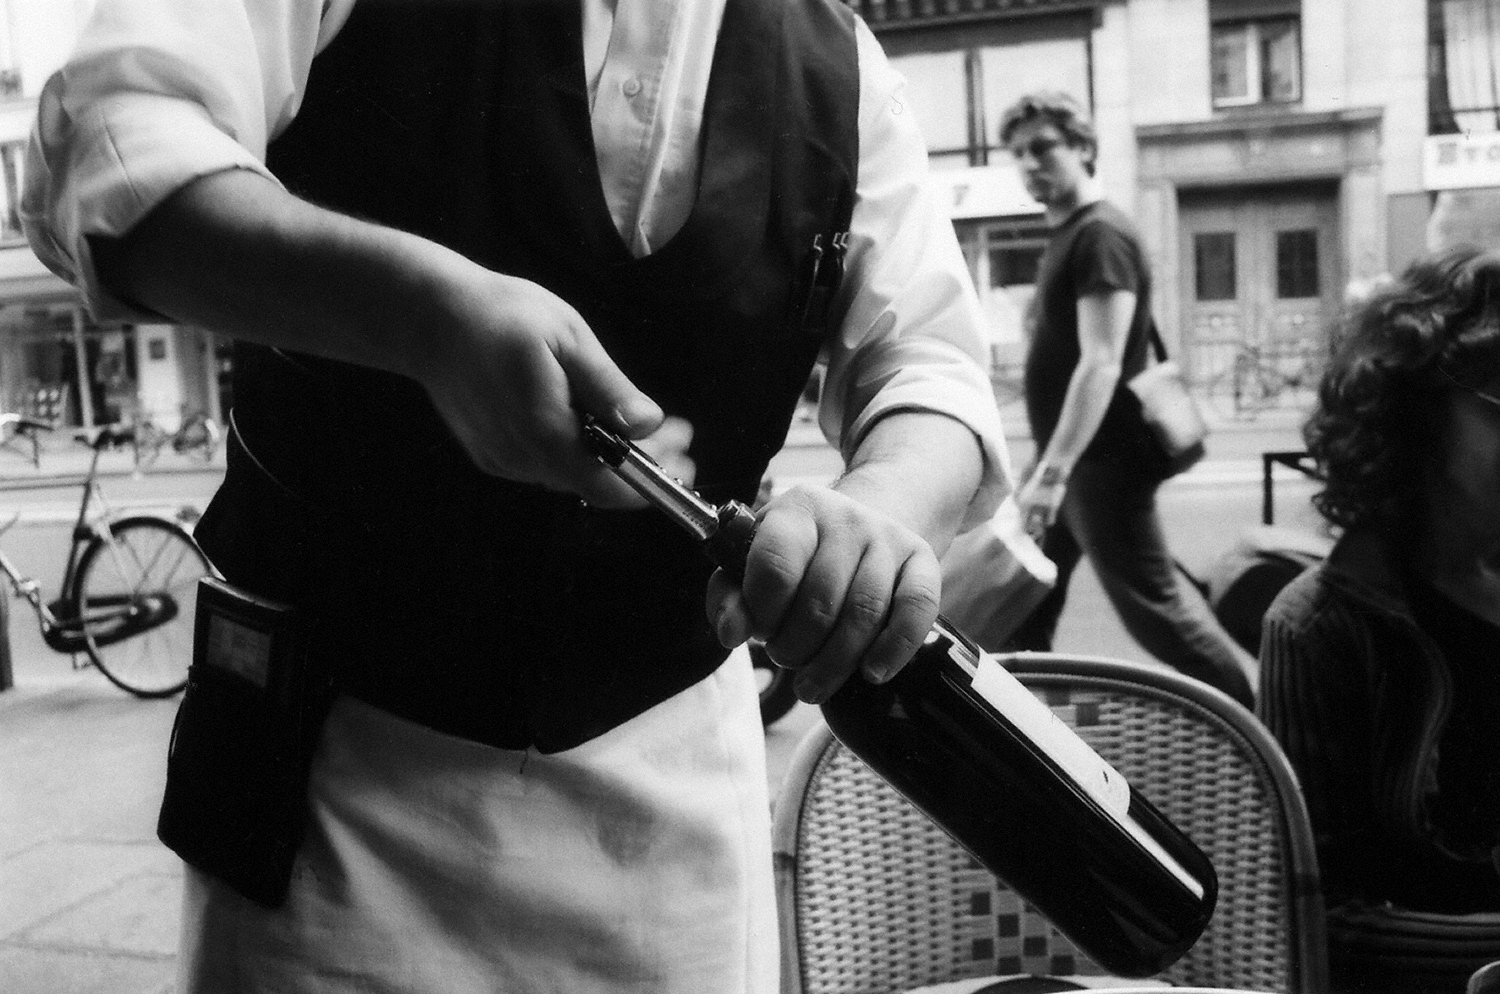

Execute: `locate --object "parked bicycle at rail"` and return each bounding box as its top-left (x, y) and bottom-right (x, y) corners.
top-left (0, 420), bottom-right (214, 697)
top-left (130, 408), bottom-right (223, 470)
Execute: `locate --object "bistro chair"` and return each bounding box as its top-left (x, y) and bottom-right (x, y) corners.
top-left (771, 652), bottom-right (1328, 994)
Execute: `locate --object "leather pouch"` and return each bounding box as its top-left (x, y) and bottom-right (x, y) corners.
top-left (156, 577), bottom-right (333, 908)
top-left (1126, 322), bottom-right (1208, 479)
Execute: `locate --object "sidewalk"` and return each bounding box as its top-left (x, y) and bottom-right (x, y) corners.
top-left (0, 435), bottom-right (226, 487)
top-left (0, 408), bottom-right (1311, 994)
top-left (0, 434), bottom-right (216, 993)
top-left (781, 401), bottom-right (1309, 487)
top-left (0, 682), bottom-right (180, 994)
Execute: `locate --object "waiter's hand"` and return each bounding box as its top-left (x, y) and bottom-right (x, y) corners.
top-left (417, 272), bottom-right (686, 508)
top-left (704, 484), bottom-right (942, 705)
top-left (93, 170), bottom-right (677, 510)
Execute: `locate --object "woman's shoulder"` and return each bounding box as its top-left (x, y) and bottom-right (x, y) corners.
top-left (1266, 530), bottom-right (1409, 634)
top-left (1263, 557), bottom-right (1348, 636)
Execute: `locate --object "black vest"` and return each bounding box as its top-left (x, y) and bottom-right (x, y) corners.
top-left (196, 0), bottom-right (860, 751)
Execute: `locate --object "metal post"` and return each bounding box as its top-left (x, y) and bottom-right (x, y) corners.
top-left (1262, 452), bottom-right (1276, 526)
top-left (201, 328), bottom-right (223, 421)
top-left (0, 583), bottom-right (11, 691)
top-left (70, 306), bottom-right (95, 428)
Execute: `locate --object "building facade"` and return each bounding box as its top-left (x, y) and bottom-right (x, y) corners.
top-left (853, 0), bottom-right (1438, 425)
top-left (0, 0), bottom-right (223, 436)
top-left (1424, 0), bottom-right (1500, 254)
top-left (0, 0), bottom-right (1488, 433)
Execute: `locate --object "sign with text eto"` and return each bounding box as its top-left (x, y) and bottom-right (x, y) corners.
top-left (1424, 132), bottom-right (1500, 191)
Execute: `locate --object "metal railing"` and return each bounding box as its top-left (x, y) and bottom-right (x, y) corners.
top-left (1187, 339), bottom-right (1325, 421)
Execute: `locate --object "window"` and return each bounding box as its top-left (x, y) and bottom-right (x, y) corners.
top-left (890, 50), bottom-right (971, 169)
top-left (1275, 229), bottom-right (1319, 298)
top-left (890, 34), bottom-right (1090, 168)
top-left (0, 140), bottom-right (25, 245)
top-left (988, 246), bottom-right (1041, 289)
top-left (978, 39), bottom-right (1091, 163)
top-left (956, 219), bottom-right (1047, 354)
top-left (1211, 17), bottom-right (1302, 107)
top-left (1437, 0), bottom-right (1500, 133)
top-left (1194, 232), bottom-right (1238, 301)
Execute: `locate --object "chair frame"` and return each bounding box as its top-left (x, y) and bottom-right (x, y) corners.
top-left (772, 652), bottom-right (1329, 994)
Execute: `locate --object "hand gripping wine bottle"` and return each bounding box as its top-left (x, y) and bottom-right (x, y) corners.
top-left (581, 417), bottom-right (1217, 977)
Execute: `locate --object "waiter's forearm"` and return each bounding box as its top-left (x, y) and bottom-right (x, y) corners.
top-left (90, 168), bottom-right (476, 382)
top-left (832, 410), bottom-right (984, 560)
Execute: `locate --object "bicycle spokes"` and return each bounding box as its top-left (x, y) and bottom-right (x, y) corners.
top-left (102, 524), bottom-right (197, 599)
top-left (76, 519), bottom-right (211, 699)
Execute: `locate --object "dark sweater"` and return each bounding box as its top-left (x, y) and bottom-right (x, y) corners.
top-left (1260, 529), bottom-right (1500, 993)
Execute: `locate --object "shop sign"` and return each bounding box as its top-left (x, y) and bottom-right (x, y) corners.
top-left (1424, 132), bottom-right (1500, 191)
top-left (928, 164), bottom-right (1042, 220)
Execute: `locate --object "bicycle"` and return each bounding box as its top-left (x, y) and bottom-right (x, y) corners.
top-left (132, 408), bottom-right (223, 470)
top-left (0, 412), bottom-right (53, 467)
top-left (0, 422), bottom-right (214, 697)
top-left (1229, 342), bottom-right (1324, 417)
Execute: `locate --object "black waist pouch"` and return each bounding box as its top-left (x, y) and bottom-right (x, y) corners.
top-left (157, 576), bottom-right (334, 908)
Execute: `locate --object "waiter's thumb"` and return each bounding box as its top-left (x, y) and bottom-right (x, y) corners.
top-left (559, 333), bottom-right (663, 438)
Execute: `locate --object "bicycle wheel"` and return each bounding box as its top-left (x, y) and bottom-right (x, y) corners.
top-left (72, 515), bottom-right (212, 698)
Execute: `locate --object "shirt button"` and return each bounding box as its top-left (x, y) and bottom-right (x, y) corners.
top-left (622, 77), bottom-right (642, 98)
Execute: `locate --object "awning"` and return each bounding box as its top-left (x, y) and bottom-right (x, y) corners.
top-left (927, 164), bottom-right (1043, 220)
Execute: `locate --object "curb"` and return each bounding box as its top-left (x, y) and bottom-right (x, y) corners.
top-left (0, 462), bottom-right (225, 489)
top-left (0, 502), bottom-right (204, 527)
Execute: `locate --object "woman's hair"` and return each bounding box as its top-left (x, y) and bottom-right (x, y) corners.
top-left (1306, 245), bottom-right (1500, 532)
top-left (997, 91), bottom-right (1097, 176)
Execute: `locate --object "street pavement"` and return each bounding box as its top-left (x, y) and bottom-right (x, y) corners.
top-left (0, 438), bottom-right (223, 994)
top-left (0, 414), bottom-right (1318, 994)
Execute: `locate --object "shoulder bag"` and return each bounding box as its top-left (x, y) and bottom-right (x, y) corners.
top-left (1126, 322), bottom-right (1208, 479)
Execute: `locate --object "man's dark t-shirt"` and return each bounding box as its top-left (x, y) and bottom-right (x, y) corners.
top-left (1023, 200), bottom-right (1155, 462)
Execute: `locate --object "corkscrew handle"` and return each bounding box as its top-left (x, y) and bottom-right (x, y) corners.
top-left (705, 501), bottom-right (757, 581)
top-left (580, 414), bottom-right (759, 577)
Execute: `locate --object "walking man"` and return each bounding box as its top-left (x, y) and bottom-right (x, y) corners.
top-left (1002, 91), bottom-right (1257, 708)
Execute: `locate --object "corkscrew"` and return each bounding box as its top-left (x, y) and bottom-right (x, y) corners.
top-left (579, 416), bottom-right (1214, 971)
top-left (579, 415), bottom-right (758, 580)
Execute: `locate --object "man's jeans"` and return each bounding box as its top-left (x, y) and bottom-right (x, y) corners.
top-left (1008, 458), bottom-right (1258, 708)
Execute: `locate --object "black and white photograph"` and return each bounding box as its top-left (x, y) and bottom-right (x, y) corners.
top-left (0, 1), bottom-right (1497, 992)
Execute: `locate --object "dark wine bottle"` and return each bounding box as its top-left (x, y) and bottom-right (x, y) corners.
top-left (580, 417), bottom-right (1217, 977)
top-left (822, 616), bottom-right (1216, 976)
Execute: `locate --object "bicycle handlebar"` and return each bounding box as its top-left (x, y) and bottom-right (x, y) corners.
top-left (0, 413), bottom-right (57, 434)
top-left (73, 425), bottom-right (135, 451)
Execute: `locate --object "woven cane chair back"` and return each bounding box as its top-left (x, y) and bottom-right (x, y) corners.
top-left (772, 653), bottom-right (1327, 994)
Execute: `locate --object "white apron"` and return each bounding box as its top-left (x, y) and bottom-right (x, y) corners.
top-left (176, 651), bottom-right (778, 993)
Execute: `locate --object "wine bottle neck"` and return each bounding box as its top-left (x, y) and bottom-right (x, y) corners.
top-left (930, 616), bottom-right (981, 679)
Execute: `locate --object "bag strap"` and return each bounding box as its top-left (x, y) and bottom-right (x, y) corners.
top-left (1146, 320), bottom-right (1169, 364)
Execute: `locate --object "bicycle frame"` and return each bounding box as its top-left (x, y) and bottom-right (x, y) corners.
top-left (0, 430), bottom-right (173, 659)
top-left (0, 537), bottom-right (93, 657)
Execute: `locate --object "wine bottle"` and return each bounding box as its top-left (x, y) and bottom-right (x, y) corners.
top-left (580, 417), bottom-right (1217, 977)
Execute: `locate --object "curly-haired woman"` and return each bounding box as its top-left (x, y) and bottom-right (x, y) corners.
top-left (1260, 245), bottom-right (1500, 993)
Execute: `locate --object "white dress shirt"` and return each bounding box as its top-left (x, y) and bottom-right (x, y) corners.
top-left (23, 0), bottom-right (1010, 525)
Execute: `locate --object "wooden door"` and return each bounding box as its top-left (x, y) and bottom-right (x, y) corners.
top-left (1178, 185), bottom-right (1339, 419)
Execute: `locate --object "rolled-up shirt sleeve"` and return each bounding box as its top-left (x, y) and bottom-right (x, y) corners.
top-left (20, 0), bottom-right (338, 321)
top-left (824, 18), bottom-right (1012, 531)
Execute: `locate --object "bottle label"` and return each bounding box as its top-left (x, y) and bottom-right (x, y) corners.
top-left (968, 654), bottom-right (1204, 899)
top-left (970, 654), bottom-right (1132, 817)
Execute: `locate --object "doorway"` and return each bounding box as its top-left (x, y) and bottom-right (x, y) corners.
top-left (955, 214), bottom-right (1048, 407)
top-left (1177, 182), bottom-right (1340, 420)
